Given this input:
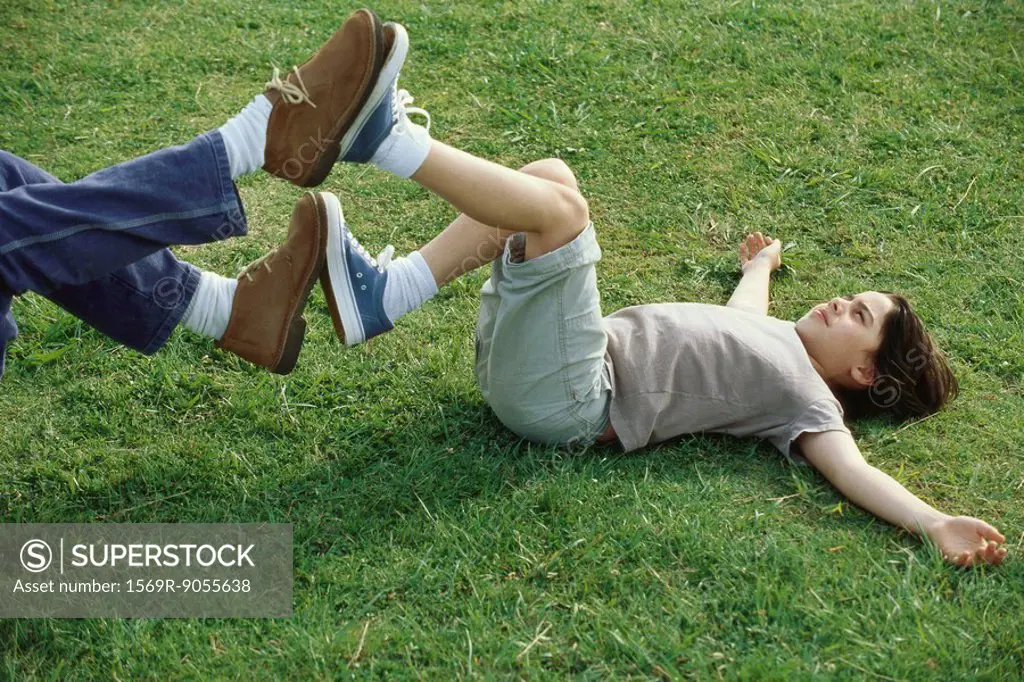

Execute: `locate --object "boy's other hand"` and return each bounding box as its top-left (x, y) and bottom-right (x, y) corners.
top-left (739, 232), bottom-right (782, 274)
top-left (927, 516), bottom-right (1008, 567)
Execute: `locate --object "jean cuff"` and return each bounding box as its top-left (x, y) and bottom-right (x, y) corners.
top-left (141, 261), bottom-right (202, 355)
top-left (205, 130), bottom-right (248, 239)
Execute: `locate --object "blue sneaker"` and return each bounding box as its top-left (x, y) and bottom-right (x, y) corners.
top-left (318, 192), bottom-right (396, 345)
top-left (339, 22), bottom-right (431, 163)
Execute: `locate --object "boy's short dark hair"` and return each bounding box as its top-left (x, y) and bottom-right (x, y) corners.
top-left (838, 293), bottom-right (958, 421)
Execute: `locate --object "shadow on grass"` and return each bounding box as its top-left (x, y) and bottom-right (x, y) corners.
top-left (1, 395), bottom-right (858, 540)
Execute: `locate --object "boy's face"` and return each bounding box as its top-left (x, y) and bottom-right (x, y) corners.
top-left (795, 291), bottom-right (896, 389)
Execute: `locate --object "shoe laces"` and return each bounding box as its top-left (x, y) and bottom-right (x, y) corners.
top-left (239, 248), bottom-right (279, 282)
top-left (348, 232), bottom-right (394, 273)
top-left (265, 65), bottom-right (318, 108)
top-left (392, 84), bottom-right (431, 136)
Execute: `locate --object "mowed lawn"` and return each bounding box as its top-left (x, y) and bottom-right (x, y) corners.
top-left (1, 0), bottom-right (1022, 678)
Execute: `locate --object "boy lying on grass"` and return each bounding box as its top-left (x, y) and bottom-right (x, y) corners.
top-left (311, 17), bottom-right (1007, 568)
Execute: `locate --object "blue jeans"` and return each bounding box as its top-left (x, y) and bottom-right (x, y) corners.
top-left (0, 131), bottom-right (247, 379)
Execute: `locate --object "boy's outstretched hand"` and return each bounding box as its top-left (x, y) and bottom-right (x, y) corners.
top-left (927, 516), bottom-right (1008, 567)
top-left (739, 232), bottom-right (782, 274)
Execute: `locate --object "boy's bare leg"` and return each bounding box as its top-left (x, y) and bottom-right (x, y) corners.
top-left (413, 143), bottom-right (588, 271)
top-left (318, 149), bottom-right (589, 344)
top-left (417, 156), bottom-right (585, 286)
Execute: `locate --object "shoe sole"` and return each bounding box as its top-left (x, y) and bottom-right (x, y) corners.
top-left (337, 22), bottom-right (410, 160)
top-left (319, 192), bottom-right (365, 345)
top-left (299, 9), bottom-right (386, 188)
top-left (271, 193), bottom-right (330, 374)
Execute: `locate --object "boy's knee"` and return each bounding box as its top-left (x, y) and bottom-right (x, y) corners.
top-left (558, 183), bottom-right (590, 235)
top-left (520, 158), bottom-right (589, 233)
top-left (520, 158), bottom-right (579, 190)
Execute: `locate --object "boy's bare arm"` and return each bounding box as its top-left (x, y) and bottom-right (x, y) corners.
top-left (798, 430), bottom-right (1008, 567)
top-left (727, 259), bottom-right (773, 315)
top-left (726, 232), bottom-right (781, 315)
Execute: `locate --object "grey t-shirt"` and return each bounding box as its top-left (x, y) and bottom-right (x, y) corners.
top-left (603, 303), bottom-right (850, 456)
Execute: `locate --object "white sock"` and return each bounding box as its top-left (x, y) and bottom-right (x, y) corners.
top-left (218, 94), bottom-right (273, 179)
top-left (182, 271), bottom-right (238, 341)
top-left (382, 251), bottom-right (438, 322)
top-left (370, 121), bottom-right (432, 179)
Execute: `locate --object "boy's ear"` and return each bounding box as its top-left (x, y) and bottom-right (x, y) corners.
top-left (850, 362), bottom-right (876, 389)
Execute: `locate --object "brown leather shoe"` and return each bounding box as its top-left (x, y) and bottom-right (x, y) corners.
top-left (216, 193), bottom-right (329, 374)
top-left (263, 8), bottom-right (384, 187)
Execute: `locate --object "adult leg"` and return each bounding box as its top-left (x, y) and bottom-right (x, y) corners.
top-left (0, 133), bottom-right (246, 297)
top-left (44, 252), bottom-right (201, 357)
top-left (0, 144), bottom-right (236, 369)
top-left (0, 131), bottom-right (325, 374)
top-left (0, 143), bottom-right (328, 374)
top-left (42, 191), bottom-right (330, 375)
top-left (0, 150), bottom-right (62, 378)
top-left (0, 9), bottom-right (388, 374)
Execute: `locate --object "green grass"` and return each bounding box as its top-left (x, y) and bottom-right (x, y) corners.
top-left (1, 0), bottom-right (1022, 678)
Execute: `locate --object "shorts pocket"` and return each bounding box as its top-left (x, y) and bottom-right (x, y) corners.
top-left (561, 307), bottom-right (608, 402)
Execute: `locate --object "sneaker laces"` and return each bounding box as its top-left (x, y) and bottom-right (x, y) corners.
top-left (376, 245), bottom-right (395, 271)
top-left (265, 65), bottom-right (318, 108)
top-left (392, 85), bottom-right (431, 136)
top-left (239, 248), bottom-right (279, 282)
top-left (348, 232), bottom-right (395, 273)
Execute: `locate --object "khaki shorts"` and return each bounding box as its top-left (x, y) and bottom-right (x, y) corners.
top-left (475, 223), bottom-right (611, 446)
